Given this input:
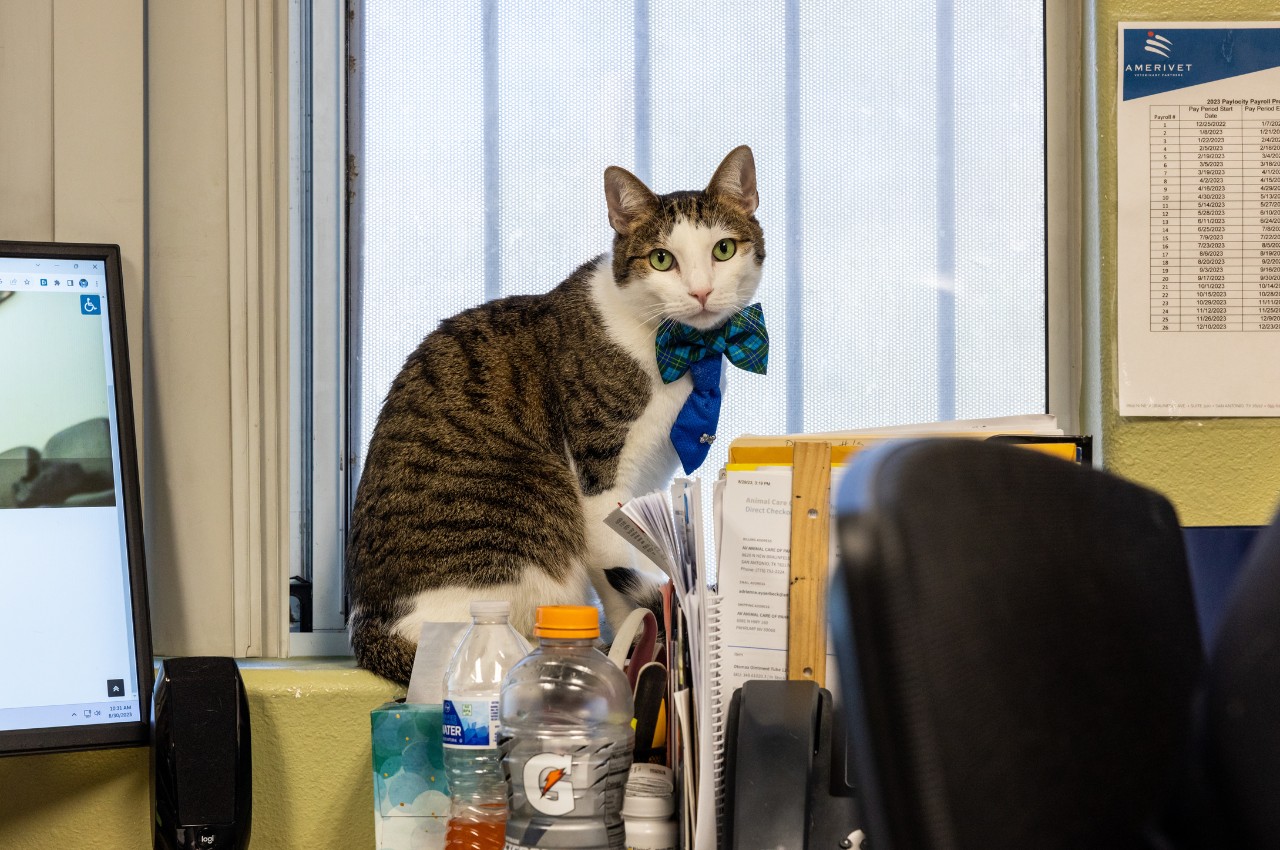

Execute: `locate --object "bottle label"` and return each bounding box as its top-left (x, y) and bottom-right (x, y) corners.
top-left (521, 751), bottom-right (577, 816)
top-left (442, 698), bottom-right (499, 747)
top-left (502, 735), bottom-right (632, 849)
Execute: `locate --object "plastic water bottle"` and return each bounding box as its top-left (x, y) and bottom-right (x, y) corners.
top-left (499, 605), bottom-right (635, 850)
top-left (443, 600), bottom-right (532, 850)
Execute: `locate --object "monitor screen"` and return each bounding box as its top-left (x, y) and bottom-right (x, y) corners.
top-left (0, 241), bottom-right (151, 756)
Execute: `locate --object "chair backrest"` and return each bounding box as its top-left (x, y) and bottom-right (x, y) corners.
top-left (829, 438), bottom-right (1204, 850)
top-left (1201, 507), bottom-right (1280, 849)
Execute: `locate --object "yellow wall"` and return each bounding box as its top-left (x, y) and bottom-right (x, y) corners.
top-left (1092, 0), bottom-right (1280, 525)
top-left (0, 662), bottom-right (403, 848)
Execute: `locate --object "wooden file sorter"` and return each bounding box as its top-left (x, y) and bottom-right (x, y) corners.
top-left (786, 440), bottom-right (833, 688)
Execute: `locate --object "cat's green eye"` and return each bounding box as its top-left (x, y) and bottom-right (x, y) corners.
top-left (713, 238), bottom-right (737, 261)
top-left (649, 249), bottom-right (674, 271)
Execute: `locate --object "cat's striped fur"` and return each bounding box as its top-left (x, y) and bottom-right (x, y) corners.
top-left (347, 146), bottom-right (765, 683)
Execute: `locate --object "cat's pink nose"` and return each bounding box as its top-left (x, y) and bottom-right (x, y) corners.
top-left (691, 289), bottom-right (711, 307)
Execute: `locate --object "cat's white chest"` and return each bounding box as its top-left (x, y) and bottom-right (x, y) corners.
top-left (615, 367), bottom-right (696, 495)
top-left (585, 262), bottom-right (707, 496)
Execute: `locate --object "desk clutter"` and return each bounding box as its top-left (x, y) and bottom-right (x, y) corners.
top-left (370, 415), bottom-right (1098, 850)
top-left (372, 603), bottom-right (660, 850)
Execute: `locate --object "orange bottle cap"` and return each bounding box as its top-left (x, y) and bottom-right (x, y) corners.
top-left (534, 605), bottom-right (600, 639)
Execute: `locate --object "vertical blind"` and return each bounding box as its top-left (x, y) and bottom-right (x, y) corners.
top-left (354, 0), bottom-right (1045, 488)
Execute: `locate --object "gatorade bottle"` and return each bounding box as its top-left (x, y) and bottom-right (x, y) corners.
top-left (499, 605), bottom-right (635, 850)
top-left (443, 600), bottom-right (532, 850)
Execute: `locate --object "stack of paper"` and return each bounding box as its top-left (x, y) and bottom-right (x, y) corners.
top-left (605, 479), bottom-right (717, 850)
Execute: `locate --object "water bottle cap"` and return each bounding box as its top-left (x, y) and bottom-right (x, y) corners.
top-left (534, 605), bottom-right (599, 639)
top-left (469, 600), bottom-right (511, 618)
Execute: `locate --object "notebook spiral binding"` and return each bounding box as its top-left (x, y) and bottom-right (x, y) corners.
top-left (707, 592), bottom-right (727, 831)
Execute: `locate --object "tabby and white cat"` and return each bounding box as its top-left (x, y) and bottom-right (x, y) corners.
top-left (346, 146), bottom-right (765, 684)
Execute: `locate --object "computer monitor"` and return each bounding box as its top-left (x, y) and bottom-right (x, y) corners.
top-left (0, 241), bottom-right (152, 756)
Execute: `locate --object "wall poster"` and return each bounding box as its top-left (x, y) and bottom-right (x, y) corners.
top-left (1118, 22), bottom-right (1280, 416)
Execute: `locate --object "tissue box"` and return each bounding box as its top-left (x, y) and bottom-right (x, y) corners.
top-left (371, 701), bottom-right (450, 849)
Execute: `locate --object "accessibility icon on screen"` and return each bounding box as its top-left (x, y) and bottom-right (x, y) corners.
top-left (81, 294), bottom-right (101, 315)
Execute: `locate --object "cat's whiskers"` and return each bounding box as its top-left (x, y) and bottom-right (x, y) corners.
top-left (636, 305), bottom-right (678, 328)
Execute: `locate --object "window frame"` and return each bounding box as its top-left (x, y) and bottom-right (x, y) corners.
top-left (289, 0), bottom-right (351, 655)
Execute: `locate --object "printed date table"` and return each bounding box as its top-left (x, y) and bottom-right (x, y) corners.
top-left (1150, 103), bottom-right (1280, 331)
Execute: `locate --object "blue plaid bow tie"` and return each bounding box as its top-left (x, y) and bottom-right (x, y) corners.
top-left (655, 303), bottom-right (768, 473)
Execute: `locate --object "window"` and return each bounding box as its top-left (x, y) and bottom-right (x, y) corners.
top-left (295, 0), bottom-right (1069, 648)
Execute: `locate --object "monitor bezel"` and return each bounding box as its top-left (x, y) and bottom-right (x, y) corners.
top-left (0, 240), bottom-right (153, 757)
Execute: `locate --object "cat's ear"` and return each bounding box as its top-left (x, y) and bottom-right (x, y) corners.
top-left (604, 166), bottom-right (659, 236)
top-left (706, 145), bottom-right (759, 216)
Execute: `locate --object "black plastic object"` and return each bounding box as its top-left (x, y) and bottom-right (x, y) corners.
top-left (830, 438), bottom-right (1203, 850)
top-left (1202, 508), bottom-right (1280, 849)
top-left (722, 679), bottom-right (860, 850)
top-left (152, 657), bottom-right (252, 850)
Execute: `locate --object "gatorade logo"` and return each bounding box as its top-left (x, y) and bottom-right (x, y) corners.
top-left (524, 752), bottom-right (574, 815)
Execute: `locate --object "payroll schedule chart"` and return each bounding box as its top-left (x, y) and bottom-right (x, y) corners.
top-left (1150, 104), bottom-right (1280, 332)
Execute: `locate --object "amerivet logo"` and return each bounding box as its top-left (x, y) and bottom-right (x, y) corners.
top-left (1123, 27), bottom-right (1280, 101)
top-left (1146, 32), bottom-right (1173, 58)
top-left (1125, 31), bottom-right (1193, 76)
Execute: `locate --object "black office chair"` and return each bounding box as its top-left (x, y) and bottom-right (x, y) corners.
top-left (1199, 506), bottom-right (1280, 849)
top-left (828, 438), bottom-right (1204, 850)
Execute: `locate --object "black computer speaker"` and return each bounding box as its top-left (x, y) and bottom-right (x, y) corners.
top-left (152, 657), bottom-right (252, 850)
